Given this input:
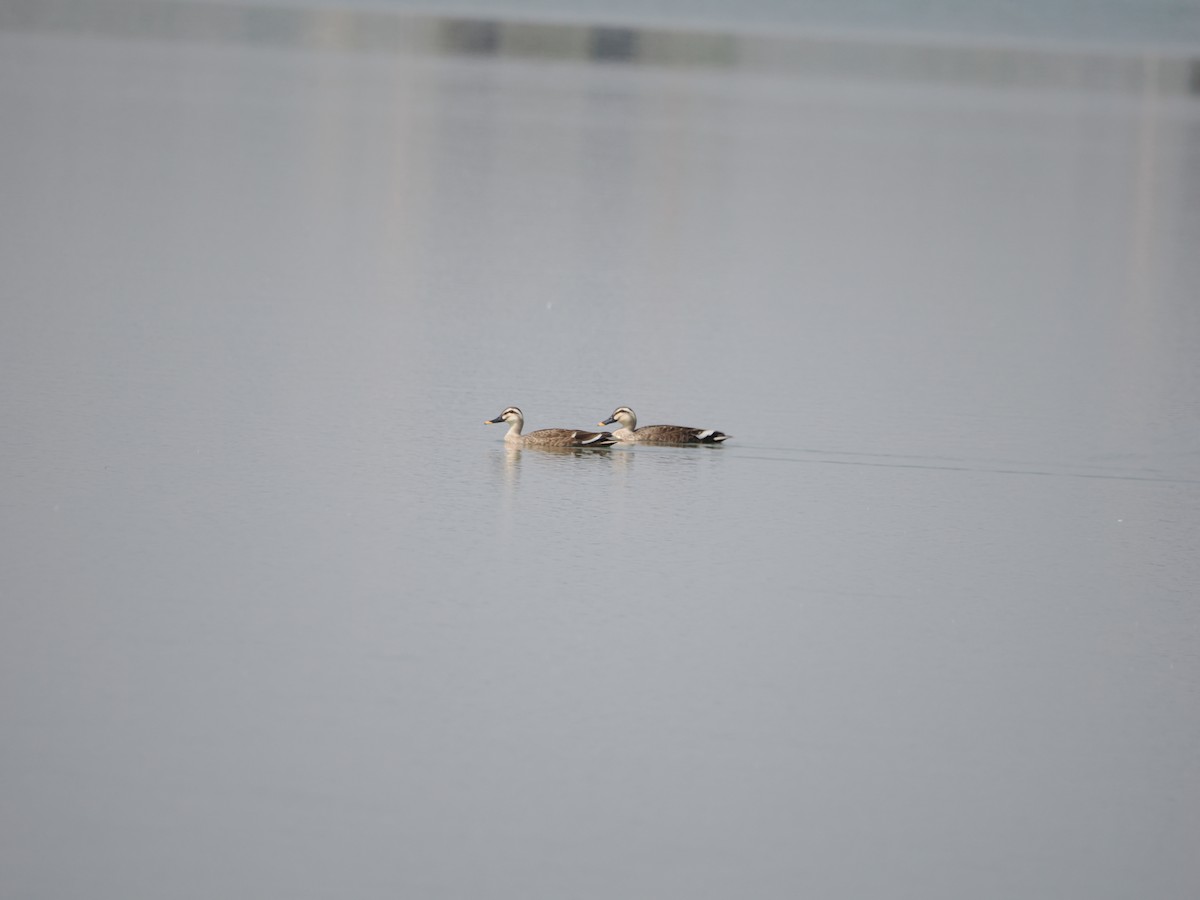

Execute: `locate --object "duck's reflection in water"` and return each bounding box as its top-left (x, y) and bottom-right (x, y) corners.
top-left (494, 443), bottom-right (633, 487)
top-left (500, 443), bottom-right (626, 469)
top-left (491, 444), bottom-right (631, 539)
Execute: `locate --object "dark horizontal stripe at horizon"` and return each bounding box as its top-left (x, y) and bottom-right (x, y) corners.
top-left (3, 0), bottom-right (1199, 95)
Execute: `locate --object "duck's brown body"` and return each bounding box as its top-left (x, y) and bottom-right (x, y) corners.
top-left (600, 407), bottom-right (730, 444)
top-left (487, 407), bottom-right (618, 448)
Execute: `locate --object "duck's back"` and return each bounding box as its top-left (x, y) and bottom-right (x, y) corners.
top-left (522, 428), bottom-right (617, 447)
top-left (631, 424), bottom-right (729, 444)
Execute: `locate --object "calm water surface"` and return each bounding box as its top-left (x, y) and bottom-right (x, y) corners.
top-left (2, 10), bottom-right (1199, 900)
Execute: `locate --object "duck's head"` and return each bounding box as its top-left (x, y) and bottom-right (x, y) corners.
top-left (486, 407), bottom-right (524, 426)
top-left (600, 406), bottom-right (636, 428)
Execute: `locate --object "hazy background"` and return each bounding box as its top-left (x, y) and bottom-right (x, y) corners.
top-left (3, 2), bottom-right (1199, 898)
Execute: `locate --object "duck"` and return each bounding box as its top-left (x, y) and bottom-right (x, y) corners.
top-left (598, 407), bottom-right (731, 444)
top-left (486, 407), bottom-right (619, 448)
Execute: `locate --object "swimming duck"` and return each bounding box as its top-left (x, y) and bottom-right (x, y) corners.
top-left (598, 407), bottom-right (730, 444)
top-left (486, 407), bottom-right (618, 448)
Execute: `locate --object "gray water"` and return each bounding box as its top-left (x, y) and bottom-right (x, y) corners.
top-left (3, 7), bottom-right (1200, 900)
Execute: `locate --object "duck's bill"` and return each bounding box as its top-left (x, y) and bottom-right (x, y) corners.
top-left (600, 417), bottom-right (617, 426)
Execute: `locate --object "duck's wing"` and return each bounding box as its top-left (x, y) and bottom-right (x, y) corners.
top-left (636, 424), bottom-right (730, 443)
top-left (526, 428), bottom-right (618, 447)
